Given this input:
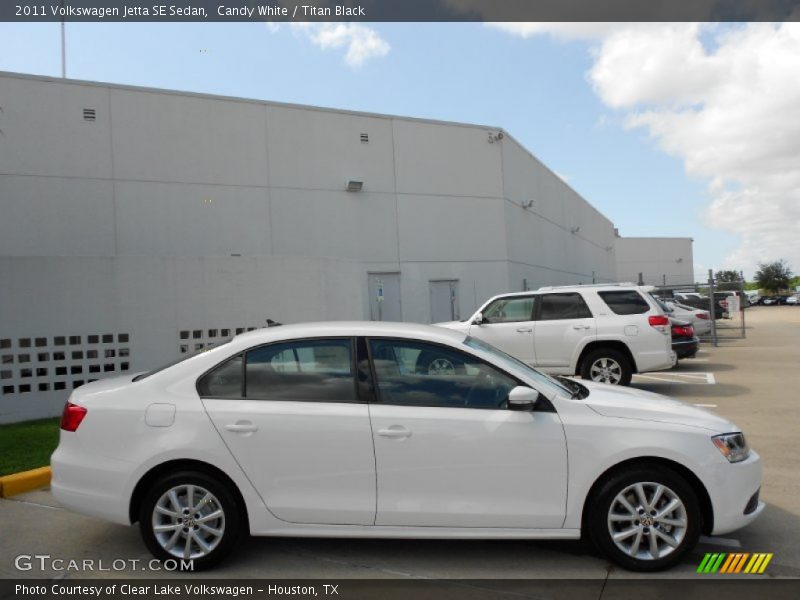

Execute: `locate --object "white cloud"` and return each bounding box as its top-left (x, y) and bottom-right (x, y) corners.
top-left (290, 23), bottom-right (390, 68)
top-left (488, 22), bottom-right (628, 41)
top-left (494, 22), bottom-right (800, 275)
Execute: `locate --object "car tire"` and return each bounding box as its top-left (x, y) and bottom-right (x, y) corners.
top-left (587, 465), bottom-right (701, 572)
top-left (580, 348), bottom-right (633, 386)
top-left (415, 351), bottom-right (466, 376)
top-left (139, 470), bottom-right (242, 570)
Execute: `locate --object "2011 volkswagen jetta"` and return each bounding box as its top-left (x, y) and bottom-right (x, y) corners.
top-left (51, 322), bottom-right (763, 571)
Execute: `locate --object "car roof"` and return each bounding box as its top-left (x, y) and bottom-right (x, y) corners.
top-left (231, 320), bottom-right (468, 347)
top-left (486, 283), bottom-right (652, 300)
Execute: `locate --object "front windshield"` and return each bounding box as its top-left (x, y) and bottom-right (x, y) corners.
top-left (463, 336), bottom-right (574, 398)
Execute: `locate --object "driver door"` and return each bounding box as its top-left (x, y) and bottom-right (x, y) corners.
top-left (367, 338), bottom-right (567, 528)
top-left (468, 295), bottom-right (537, 366)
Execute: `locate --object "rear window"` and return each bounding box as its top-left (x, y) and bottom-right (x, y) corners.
top-left (598, 290), bottom-right (651, 315)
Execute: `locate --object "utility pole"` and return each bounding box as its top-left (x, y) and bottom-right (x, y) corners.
top-left (60, 0), bottom-right (66, 78)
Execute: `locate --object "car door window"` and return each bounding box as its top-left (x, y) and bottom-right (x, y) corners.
top-left (245, 339), bottom-right (356, 402)
top-left (482, 296), bottom-right (535, 323)
top-left (368, 339), bottom-right (518, 409)
top-left (538, 293), bottom-right (592, 320)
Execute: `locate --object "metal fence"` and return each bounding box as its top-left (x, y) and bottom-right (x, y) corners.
top-left (650, 271), bottom-right (747, 346)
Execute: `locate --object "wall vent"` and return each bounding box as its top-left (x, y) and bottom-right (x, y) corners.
top-left (82, 108), bottom-right (96, 121)
top-left (360, 133), bottom-right (369, 143)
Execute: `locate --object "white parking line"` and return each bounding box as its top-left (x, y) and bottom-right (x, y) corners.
top-left (634, 372), bottom-right (716, 385)
top-left (694, 403), bottom-right (718, 408)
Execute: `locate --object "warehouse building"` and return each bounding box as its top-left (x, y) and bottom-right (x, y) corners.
top-left (615, 236), bottom-right (695, 286)
top-left (0, 71), bottom-right (688, 422)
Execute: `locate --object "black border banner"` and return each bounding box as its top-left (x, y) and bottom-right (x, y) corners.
top-left (2, 0), bottom-right (800, 23)
top-left (3, 579), bottom-right (800, 600)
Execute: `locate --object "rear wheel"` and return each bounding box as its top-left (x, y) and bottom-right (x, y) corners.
top-left (587, 466), bottom-right (701, 571)
top-left (580, 348), bottom-right (632, 386)
top-left (139, 470), bottom-right (241, 570)
top-left (415, 351), bottom-right (466, 376)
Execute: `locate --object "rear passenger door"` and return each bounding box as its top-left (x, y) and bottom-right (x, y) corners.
top-left (199, 338), bottom-right (376, 526)
top-left (533, 293), bottom-right (595, 369)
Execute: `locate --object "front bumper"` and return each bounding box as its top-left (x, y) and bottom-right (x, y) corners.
top-left (707, 450), bottom-right (765, 535)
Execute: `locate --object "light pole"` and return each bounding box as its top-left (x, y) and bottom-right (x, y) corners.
top-left (60, 0), bottom-right (66, 78)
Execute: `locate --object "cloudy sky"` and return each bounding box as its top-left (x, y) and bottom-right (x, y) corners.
top-left (1, 21), bottom-right (798, 280)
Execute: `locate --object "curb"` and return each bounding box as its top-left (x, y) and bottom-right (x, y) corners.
top-left (0, 466), bottom-right (51, 498)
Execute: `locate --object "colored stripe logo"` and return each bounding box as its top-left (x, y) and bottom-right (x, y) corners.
top-left (697, 552), bottom-right (773, 574)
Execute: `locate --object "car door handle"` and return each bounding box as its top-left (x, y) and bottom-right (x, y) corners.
top-left (224, 422), bottom-right (259, 433)
top-left (572, 324), bottom-right (591, 330)
top-left (516, 327), bottom-right (533, 333)
top-left (377, 426), bottom-right (412, 439)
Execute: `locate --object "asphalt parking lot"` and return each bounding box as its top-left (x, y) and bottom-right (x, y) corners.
top-left (2, 306), bottom-right (799, 582)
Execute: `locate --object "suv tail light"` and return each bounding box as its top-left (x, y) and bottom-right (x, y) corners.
top-left (648, 315), bottom-right (670, 333)
top-left (672, 324), bottom-right (694, 337)
top-left (60, 401), bottom-right (87, 432)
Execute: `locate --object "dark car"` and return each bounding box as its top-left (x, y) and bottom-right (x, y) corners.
top-left (671, 318), bottom-right (699, 359)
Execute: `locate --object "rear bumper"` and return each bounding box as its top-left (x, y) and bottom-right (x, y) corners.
top-left (635, 349), bottom-right (676, 373)
top-left (672, 337), bottom-right (699, 359)
top-left (50, 433), bottom-right (133, 525)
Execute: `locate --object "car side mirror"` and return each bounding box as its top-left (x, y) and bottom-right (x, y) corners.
top-left (472, 312), bottom-right (484, 325)
top-left (508, 386), bottom-right (540, 411)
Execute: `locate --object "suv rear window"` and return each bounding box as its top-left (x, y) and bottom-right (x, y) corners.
top-left (598, 290), bottom-right (650, 315)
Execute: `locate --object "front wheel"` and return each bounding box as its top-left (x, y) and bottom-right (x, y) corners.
top-left (139, 470), bottom-right (242, 570)
top-left (587, 466), bottom-right (701, 571)
top-left (580, 348), bottom-right (632, 386)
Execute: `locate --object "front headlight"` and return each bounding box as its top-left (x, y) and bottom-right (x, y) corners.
top-left (712, 432), bottom-right (750, 463)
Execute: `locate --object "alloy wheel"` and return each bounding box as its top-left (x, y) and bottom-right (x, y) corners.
top-left (427, 358), bottom-right (456, 376)
top-left (152, 484), bottom-right (226, 560)
top-left (590, 357), bottom-right (623, 384)
top-left (607, 482), bottom-right (688, 561)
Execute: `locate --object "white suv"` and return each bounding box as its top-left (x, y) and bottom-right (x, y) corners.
top-left (436, 284), bottom-right (675, 385)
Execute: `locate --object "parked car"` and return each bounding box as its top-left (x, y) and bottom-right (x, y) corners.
top-left (787, 293), bottom-right (800, 305)
top-left (674, 293), bottom-right (726, 320)
top-left (670, 318), bottom-right (699, 359)
top-left (745, 291), bottom-right (761, 305)
top-left (51, 321), bottom-right (764, 572)
top-left (435, 284), bottom-right (675, 386)
top-left (761, 295), bottom-right (789, 305)
top-left (663, 300), bottom-right (712, 336)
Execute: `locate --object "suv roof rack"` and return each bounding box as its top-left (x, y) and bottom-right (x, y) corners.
top-left (536, 282), bottom-right (638, 291)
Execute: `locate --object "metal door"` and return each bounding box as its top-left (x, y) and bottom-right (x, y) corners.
top-left (368, 273), bottom-right (402, 322)
top-left (429, 280), bottom-right (459, 323)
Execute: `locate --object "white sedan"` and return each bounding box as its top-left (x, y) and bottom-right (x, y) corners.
top-left (51, 322), bottom-right (763, 572)
top-left (664, 300), bottom-right (713, 336)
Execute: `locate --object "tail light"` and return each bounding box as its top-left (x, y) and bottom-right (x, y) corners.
top-left (697, 313), bottom-right (709, 320)
top-left (672, 324), bottom-right (694, 337)
top-left (720, 299), bottom-right (728, 308)
top-left (60, 401), bottom-right (87, 432)
top-left (648, 315), bottom-right (670, 333)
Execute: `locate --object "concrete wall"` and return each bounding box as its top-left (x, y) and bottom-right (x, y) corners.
top-left (0, 256), bottom-right (364, 422)
top-left (0, 70), bottom-right (656, 421)
top-left (615, 237), bottom-right (695, 285)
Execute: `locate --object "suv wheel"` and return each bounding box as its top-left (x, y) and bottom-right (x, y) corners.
top-left (587, 466), bottom-right (701, 571)
top-left (415, 351), bottom-right (466, 376)
top-left (580, 348), bottom-right (632, 386)
top-left (139, 470), bottom-right (241, 570)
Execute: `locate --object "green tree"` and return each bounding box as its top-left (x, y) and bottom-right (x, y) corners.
top-left (754, 260), bottom-right (793, 294)
top-left (715, 269), bottom-right (742, 290)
